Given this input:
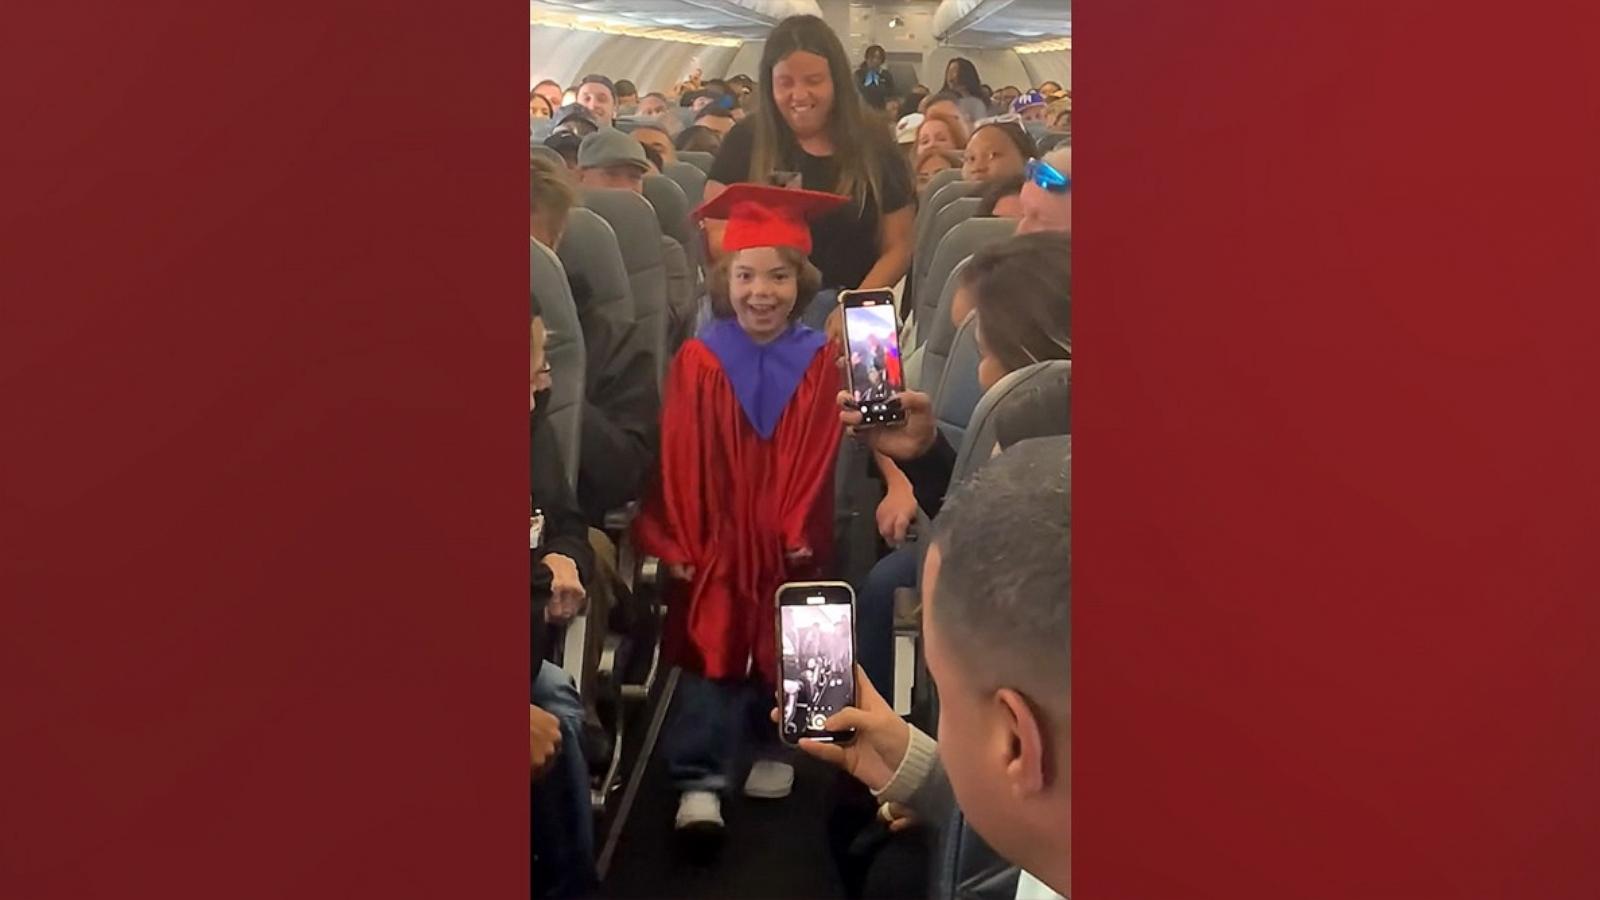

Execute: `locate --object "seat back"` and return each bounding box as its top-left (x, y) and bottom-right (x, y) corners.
top-left (663, 160), bottom-right (708, 208)
top-left (643, 173), bottom-right (702, 298)
top-left (951, 360), bottom-right (1072, 485)
top-left (530, 144), bottom-right (565, 169)
top-left (919, 167), bottom-right (963, 209)
top-left (931, 312), bottom-right (986, 450)
top-left (659, 236), bottom-right (696, 357)
top-left (1036, 131), bottom-right (1070, 154)
top-left (580, 188), bottom-right (669, 385)
top-left (677, 150), bottom-right (715, 175)
top-left (531, 240), bottom-right (586, 491)
top-left (555, 208), bottom-right (634, 327)
top-left (911, 180), bottom-right (983, 322)
top-left (918, 218), bottom-right (1018, 387)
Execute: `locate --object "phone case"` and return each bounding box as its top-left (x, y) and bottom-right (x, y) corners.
top-left (774, 581), bottom-right (858, 746)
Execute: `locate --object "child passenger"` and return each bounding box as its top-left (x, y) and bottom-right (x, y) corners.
top-left (635, 184), bottom-right (847, 837)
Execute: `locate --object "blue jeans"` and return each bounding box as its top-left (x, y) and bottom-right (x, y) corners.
top-left (664, 672), bottom-right (780, 793)
top-left (532, 661), bottom-right (594, 899)
top-left (856, 544), bottom-right (920, 701)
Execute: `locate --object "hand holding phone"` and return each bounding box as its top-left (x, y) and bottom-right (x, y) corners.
top-left (838, 289), bottom-right (906, 428)
top-left (770, 663), bottom-right (907, 792)
top-left (776, 582), bottom-right (858, 745)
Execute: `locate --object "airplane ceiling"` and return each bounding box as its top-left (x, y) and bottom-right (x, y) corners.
top-left (932, 0), bottom-right (1070, 49)
top-left (531, 0), bottom-right (823, 42)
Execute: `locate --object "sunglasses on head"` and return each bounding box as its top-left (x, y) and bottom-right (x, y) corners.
top-left (1027, 158), bottom-right (1070, 193)
top-left (974, 113), bottom-right (1023, 129)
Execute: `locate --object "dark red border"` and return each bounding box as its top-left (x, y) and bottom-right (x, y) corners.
top-left (0, 3), bottom-right (527, 897)
top-left (1080, 1), bottom-right (1600, 897)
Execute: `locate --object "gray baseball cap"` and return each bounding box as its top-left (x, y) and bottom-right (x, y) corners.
top-left (578, 130), bottom-right (649, 172)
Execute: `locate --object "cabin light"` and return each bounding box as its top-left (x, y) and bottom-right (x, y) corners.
top-left (531, 7), bottom-right (742, 46)
top-left (1016, 37), bottom-right (1072, 54)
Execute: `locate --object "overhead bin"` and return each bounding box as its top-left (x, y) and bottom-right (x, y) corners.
top-left (931, 0), bottom-right (1071, 49)
top-left (531, 0), bottom-right (822, 41)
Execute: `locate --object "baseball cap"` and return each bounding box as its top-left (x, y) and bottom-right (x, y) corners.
top-left (577, 130), bottom-right (650, 172)
top-left (554, 103), bottom-right (597, 129)
top-left (895, 113), bottom-right (925, 145)
top-left (1012, 90), bottom-right (1048, 114)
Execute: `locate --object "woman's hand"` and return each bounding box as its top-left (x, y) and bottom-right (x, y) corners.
top-left (541, 553), bottom-right (587, 623)
top-left (875, 481), bottom-right (918, 546)
top-left (839, 390), bottom-right (938, 462)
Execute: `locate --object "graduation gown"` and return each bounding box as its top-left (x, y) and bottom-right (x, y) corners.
top-left (634, 320), bottom-right (843, 684)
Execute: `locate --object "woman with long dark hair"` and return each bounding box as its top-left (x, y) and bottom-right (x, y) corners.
top-left (705, 15), bottom-right (915, 295)
top-left (942, 56), bottom-right (990, 124)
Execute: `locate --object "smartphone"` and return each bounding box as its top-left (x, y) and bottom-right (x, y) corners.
top-left (775, 582), bottom-right (857, 745)
top-left (768, 170), bottom-right (803, 190)
top-left (839, 289), bottom-right (907, 427)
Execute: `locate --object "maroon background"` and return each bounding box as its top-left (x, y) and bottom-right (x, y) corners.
top-left (1080, 1), bottom-right (1600, 898)
top-left (0, 2), bottom-right (527, 897)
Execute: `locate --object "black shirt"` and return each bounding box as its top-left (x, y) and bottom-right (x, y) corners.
top-left (709, 117), bottom-right (914, 291)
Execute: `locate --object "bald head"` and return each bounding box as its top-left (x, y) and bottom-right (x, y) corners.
top-left (1018, 145), bottom-right (1071, 235)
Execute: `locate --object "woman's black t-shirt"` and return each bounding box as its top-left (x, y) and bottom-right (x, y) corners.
top-left (709, 118), bottom-right (914, 291)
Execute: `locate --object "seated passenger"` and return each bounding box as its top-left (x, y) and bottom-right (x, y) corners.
top-left (992, 85), bottom-right (1021, 115)
top-left (531, 155), bottom-right (660, 525)
top-left (577, 130), bottom-right (649, 193)
top-left (530, 92), bottom-right (553, 120)
top-left (552, 104), bottom-right (599, 138)
top-left (793, 436), bottom-right (1073, 900)
top-left (533, 78), bottom-right (565, 112)
top-left (636, 92), bottom-right (671, 118)
top-left (1017, 147), bottom-right (1071, 235)
top-left (920, 90), bottom-right (970, 130)
top-left (613, 79), bottom-right (639, 115)
top-left (543, 132), bottom-right (582, 171)
top-left (675, 124), bottom-right (723, 155)
top-left (530, 302), bottom-right (596, 900)
top-left (628, 119), bottom-right (679, 167)
top-left (634, 184), bottom-right (846, 837)
top-left (695, 105), bottom-right (737, 141)
top-left (914, 147), bottom-right (964, 190)
top-left (963, 118), bottom-right (1037, 184)
top-left (915, 110), bottom-right (968, 155)
top-left (575, 74), bottom-right (617, 129)
top-left (848, 232), bottom-right (1070, 699)
top-left (1012, 88), bottom-right (1050, 123)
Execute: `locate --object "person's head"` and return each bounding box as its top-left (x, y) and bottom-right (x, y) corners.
top-left (637, 92), bottom-right (670, 117)
top-left (543, 131), bottom-right (582, 170)
top-left (864, 44), bottom-right (886, 68)
top-left (562, 86), bottom-right (579, 106)
top-left (530, 92), bottom-right (553, 119)
top-left (894, 112), bottom-right (925, 151)
top-left (698, 182), bottom-right (841, 343)
top-left (530, 302), bottom-right (553, 413)
top-left (695, 105), bottom-right (736, 138)
top-left (943, 57), bottom-right (983, 98)
top-left (922, 436), bottom-right (1071, 894)
top-left (921, 91), bottom-right (970, 130)
top-left (552, 104), bottom-right (599, 137)
top-left (916, 110), bottom-right (967, 154)
top-left (576, 130), bottom-right (650, 193)
top-left (630, 123), bottom-right (677, 166)
top-left (1016, 146), bottom-right (1071, 235)
top-left (675, 124), bottom-right (723, 154)
top-left (1047, 100), bottom-right (1071, 132)
top-left (914, 147), bottom-right (963, 188)
top-left (613, 79), bottom-right (638, 107)
top-left (951, 231), bottom-right (1071, 387)
top-left (993, 85), bottom-right (1021, 112)
top-left (963, 120), bottom-right (1036, 183)
top-left (530, 154), bottom-right (577, 248)
top-left (533, 79), bottom-right (564, 110)
top-left (641, 144), bottom-right (665, 174)
top-left (576, 74), bottom-right (617, 125)
top-left (976, 173), bottom-right (1026, 218)
top-left (1039, 81), bottom-right (1065, 98)
top-left (691, 92), bottom-right (716, 113)
top-left (1012, 89), bottom-right (1049, 123)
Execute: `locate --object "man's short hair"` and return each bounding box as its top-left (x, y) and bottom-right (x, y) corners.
top-left (613, 79), bottom-right (637, 97)
top-left (695, 105), bottom-right (734, 122)
top-left (931, 436), bottom-right (1070, 699)
top-left (531, 155), bottom-right (576, 232)
top-left (578, 74), bottom-right (615, 99)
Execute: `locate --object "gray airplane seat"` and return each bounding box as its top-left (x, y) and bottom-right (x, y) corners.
top-left (555, 208), bottom-right (634, 332)
top-left (1036, 132), bottom-right (1070, 154)
top-left (951, 360), bottom-right (1071, 485)
top-left (642, 175), bottom-right (693, 250)
top-left (918, 218), bottom-right (1019, 390)
top-left (642, 174), bottom-right (701, 352)
top-left (579, 188), bottom-right (669, 386)
top-left (677, 150), bottom-right (715, 175)
top-left (531, 240), bottom-right (586, 492)
top-left (530, 144), bottom-right (565, 170)
top-left (919, 167), bottom-right (963, 210)
top-left (910, 180), bottom-right (983, 327)
top-left (663, 160), bottom-right (709, 207)
top-left (930, 312), bottom-right (986, 452)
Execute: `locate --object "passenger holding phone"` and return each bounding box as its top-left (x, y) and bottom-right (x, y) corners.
top-left (634, 184), bottom-right (847, 837)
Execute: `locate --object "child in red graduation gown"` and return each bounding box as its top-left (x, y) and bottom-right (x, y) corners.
top-left (634, 184), bottom-right (846, 835)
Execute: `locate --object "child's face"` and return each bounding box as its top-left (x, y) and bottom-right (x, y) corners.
top-left (963, 126), bottom-right (1026, 183)
top-left (729, 247), bottom-right (799, 343)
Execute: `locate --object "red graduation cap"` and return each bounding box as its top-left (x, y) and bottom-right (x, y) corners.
top-left (693, 183), bottom-right (849, 256)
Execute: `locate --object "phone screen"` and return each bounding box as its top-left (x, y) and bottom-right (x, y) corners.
top-left (777, 583), bottom-right (856, 744)
top-left (768, 170), bottom-right (803, 190)
top-left (841, 290), bottom-right (906, 426)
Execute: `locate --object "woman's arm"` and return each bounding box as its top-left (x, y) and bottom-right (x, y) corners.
top-left (857, 205), bottom-right (914, 290)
